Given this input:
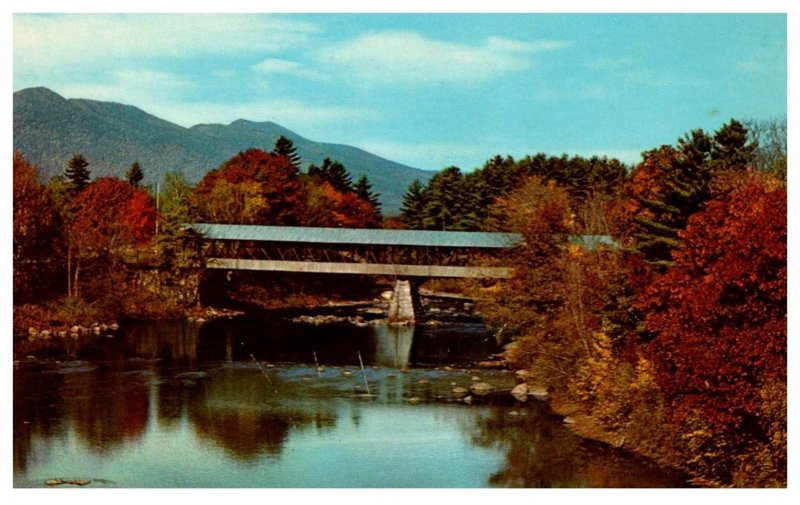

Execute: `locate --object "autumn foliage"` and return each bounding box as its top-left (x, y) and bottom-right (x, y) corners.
top-left (638, 179), bottom-right (786, 484)
top-left (193, 148), bottom-right (306, 225)
top-left (13, 152), bottom-right (60, 302)
top-left (474, 120), bottom-right (786, 487)
top-left (71, 177), bottom-right (157, 254)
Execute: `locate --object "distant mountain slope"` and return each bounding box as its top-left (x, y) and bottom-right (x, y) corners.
top-left (13, 87), bottom-right (434, 214)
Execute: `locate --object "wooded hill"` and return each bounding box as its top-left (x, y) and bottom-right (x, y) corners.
top-left (13, 86), bottom-right (433, 214)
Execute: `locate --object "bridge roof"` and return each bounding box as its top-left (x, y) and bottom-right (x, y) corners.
top-left (187, 223), bottom-right (523, 249)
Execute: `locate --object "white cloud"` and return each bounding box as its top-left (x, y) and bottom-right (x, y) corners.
top-left (43, 77), bottom-right (379, 132)
top-left (13, 14), bottom-right (319, 68)
top-left (48, 69), bottom-right (194, 111)
top-left (253, 58), bottom-right (327, 80)
top-left (318, 31), bottom-right (569, 85)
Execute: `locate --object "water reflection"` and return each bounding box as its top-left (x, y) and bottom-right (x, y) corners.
top-left (472, 404), bottom-right (687, 488)
top-left (14, 316), bottom-right (686, 488)
top-left (372, 324), bottom-right (413, 368)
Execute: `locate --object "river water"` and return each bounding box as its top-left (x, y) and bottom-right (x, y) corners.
top-left (13, 303), bottom-right (687, 488)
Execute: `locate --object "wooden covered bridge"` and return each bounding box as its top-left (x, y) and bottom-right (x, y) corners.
top-left (187, 223), bottom-right (523, 279)
top-left (186, 223), bottom-right (524, 322)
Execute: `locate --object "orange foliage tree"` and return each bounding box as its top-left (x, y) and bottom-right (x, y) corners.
top-left (304, 181), bottom-right (381, 228)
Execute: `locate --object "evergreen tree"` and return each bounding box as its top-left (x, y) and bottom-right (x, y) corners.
top-left (308, 158), bottom-right (354, 193)
top-left (422, 166), bottom-right (466, 230)
top-left (400, 179), bottom-right (427, 229)
top-left (354, 174), bottom-right (382, 217)
top-left (710, 118), bottom-right (756, 171)
top-left (272, 135), bottom-right (302, 171)
top-left (65, 154), bottom-right (90, 195)
top-left (478, 155), bottom-right (520, 198)
top-left (629, 128), bottom-right (716, 267)
top-left (125, 162), bottom-right (144, 187)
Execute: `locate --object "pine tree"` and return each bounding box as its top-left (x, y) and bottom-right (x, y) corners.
top-left (400, 179), bottom-right (427, 229)
top-left (629, 129), bottom-right (714, 267)
top-left (65, 154), bottom-right (91, 195)
top-left (125, 162), bottom-right (144, 187)
top-left (272, 135), bottom-right (302, 171)
top-left (710, 118), bottom-right (756, 172)
top-left (354, 174), bottom-right (382, 217)
top-left (308, 158), bottom-right (354, 193)
top-left (422, 166), bottom-right (465, 230)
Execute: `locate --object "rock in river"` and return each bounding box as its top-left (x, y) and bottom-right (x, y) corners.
top-left (469, 382), bottom-right (493, 396)
top-left (529, 386), bottom-right (549, 401)
top-left (511, 383), bottom-right (529, 402)
top-left (451, 386), bottom-right (469, 398)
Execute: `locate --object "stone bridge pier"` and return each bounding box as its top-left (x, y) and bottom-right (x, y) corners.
top-left (387, 279), bottom-right (422, 324)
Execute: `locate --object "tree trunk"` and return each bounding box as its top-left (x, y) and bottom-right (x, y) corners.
top-left (73, 256), bottom-right (80, 299)
top-left (67, 247), bottom-right (72, 297)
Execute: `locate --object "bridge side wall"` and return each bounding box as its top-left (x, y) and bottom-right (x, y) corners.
top-left (206, 258), bottom-right (511, 279)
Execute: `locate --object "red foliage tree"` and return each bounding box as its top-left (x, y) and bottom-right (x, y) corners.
top-left (68, 177), bottom-right (156, 296)
top-left (637, 179), bottom-right (786, 480)
top-left (194, 148), bottom-right (306, 225)
top-left (122, 190), bottom-right (159, 246)
top-left (13, 152), bottom-right (60, 302)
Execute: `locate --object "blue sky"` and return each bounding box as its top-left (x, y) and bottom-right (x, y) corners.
top-left (11, 7), bottom-right (789, 171)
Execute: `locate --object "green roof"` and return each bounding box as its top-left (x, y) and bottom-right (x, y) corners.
top-left (186, 223), bottom-right (523, 249)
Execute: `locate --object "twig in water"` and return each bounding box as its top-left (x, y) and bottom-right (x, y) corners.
top-left (249, 353), bottom-right (273, 384)
top-left (357, 350), bottom-right (371, 396)
top-left (313, 350), bottom-right (321, 377)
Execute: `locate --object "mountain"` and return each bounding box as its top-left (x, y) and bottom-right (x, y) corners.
top-left (13, 87), bottom-right (434, 214)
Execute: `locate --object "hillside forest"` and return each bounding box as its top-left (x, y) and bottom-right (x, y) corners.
top-left (12, 119), bottom-right (787, 487)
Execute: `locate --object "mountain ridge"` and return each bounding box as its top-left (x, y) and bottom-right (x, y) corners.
top-left (13, 87), bottom-right (434, 214)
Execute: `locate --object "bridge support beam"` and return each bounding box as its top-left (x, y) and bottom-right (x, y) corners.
top-left (388, 279), bottom-right (422, 324)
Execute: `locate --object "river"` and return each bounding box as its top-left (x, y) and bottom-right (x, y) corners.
top-left (13, 301), bottom-right (687, 488)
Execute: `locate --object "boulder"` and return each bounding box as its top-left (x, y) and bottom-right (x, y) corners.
top-left (529, 386), bottom-right (549, 401)
top-left (451, 386), bottom-right (469, 398)
top-left (511, 383), bottom-right (529, 402)
top-left (469, 382), bottom-right (493, 396)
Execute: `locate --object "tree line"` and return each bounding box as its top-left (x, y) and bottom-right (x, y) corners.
top-left (13, 135), bottom-right (382, 311)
